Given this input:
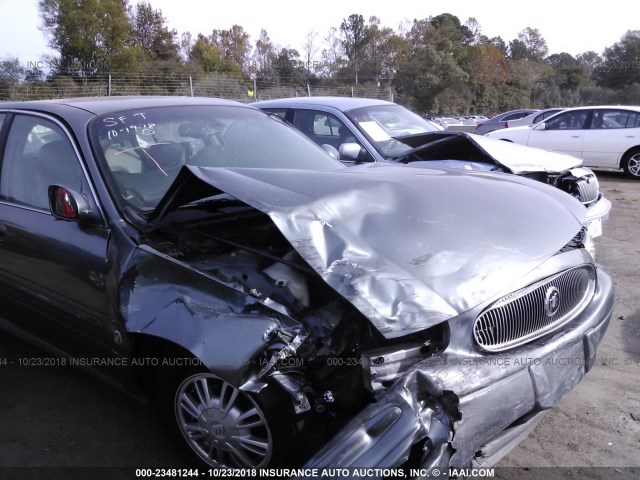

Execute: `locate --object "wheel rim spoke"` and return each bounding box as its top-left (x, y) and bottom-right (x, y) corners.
top-left (235, 408), bottom-right (264, 429)
top-left (180, 393), bottom-right (202, 419)
top-left (220, 382), bottom-right (239, 414)
top-left (236, 435), bottom-right (269, 456)
top-left (227, 444), bottom-right (254, 468)
top-left (185, 422), bottom-right (209, 439)
top-left (195, 378), bottom-right (212, 408)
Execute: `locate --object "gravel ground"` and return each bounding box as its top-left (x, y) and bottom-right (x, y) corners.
top-left (0, 170), bottom-right (638, 478)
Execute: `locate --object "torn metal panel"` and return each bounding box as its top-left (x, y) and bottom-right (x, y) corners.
top-left (120, 244), bottom-right (298, 387)
top-left (461, 133), bottom-right (584, 174)
top-left (150, 164), bottom-right (586, 338)
top-left (393, 131), bottom-right (583, 173)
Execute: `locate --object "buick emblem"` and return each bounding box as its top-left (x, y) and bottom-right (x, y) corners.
top-left (210, 422), bottom-right (225, 439)
top-left (545, 286), bottom-right (561, 316)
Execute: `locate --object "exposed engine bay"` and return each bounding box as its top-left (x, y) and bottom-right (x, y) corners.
top-left (144, 200), bottom-right (448, 449)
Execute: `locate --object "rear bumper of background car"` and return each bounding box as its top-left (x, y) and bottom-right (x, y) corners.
top-left (300, 268), bottom-right (614, 476)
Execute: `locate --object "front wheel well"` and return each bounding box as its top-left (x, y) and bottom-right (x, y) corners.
top-left (621, 146), bottom-right (640, 178)
top-left (129, 333), bottom-right (200, 399)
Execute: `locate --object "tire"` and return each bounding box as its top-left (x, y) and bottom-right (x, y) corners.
top-left (622, 148), bottom-right (640, 179)
top-left (155, 366), bottom-right (301, 469)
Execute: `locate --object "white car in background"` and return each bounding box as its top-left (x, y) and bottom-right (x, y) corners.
top-left (506, 108), bottom-right (565, 128)
top-left (487, 106), bottom-right (640, 179)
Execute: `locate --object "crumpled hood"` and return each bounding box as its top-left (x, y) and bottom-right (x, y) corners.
top-left (150, 164), bottom-right (586, 338)
top-left (466, 133), bottom-right (582, 173)
top-left (401, 131), bottom-right (582, 174)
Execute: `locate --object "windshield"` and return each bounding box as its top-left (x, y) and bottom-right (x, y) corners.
top-left (91, 105), bottom-right (343, 211)
top-left (345, 104), bottom-right (441, 158)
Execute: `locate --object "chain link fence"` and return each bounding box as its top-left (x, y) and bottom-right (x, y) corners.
top-left (1, 72), bottom-right (394, 102)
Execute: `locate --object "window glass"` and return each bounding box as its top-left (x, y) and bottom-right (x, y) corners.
top-left (313, 114), bottom-right (343, 137)
top-left (346, 104), bottom-right (439, 158)
top-left (590, 110), bottom-right (640, 129)
top-left (261, 108), bottom-right (288, 121)
top-left (535, 110), bottom-right (562, 124)
top-left (545, 110), bottom-right (589, 130)
top-left (0, 113), bottom-right (6, 130)
top-left (293, 109), bottom-right (360, 149)
top-left (503, 112), bottom-right (530, 121)
top-left (0, 115), bottom-right (83, 209)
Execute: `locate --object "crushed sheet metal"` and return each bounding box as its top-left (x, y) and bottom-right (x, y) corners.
top-left (150, 165), bottom-right (586, 338)
top-left (463, 132), bottom-right (583, 173)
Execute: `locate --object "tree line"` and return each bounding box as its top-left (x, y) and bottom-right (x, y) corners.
top-left (1, 0), bottom-right (639, 113)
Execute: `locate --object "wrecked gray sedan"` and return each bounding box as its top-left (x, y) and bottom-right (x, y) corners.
top-left (0, 97), bottom-right (613, 472)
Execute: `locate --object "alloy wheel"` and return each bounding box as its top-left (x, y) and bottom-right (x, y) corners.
top-left (175, 373), bottom-right (273, 468)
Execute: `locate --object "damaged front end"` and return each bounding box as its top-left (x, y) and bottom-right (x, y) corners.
top-left (394, 132), bottom-right (611, 238)
top-left (123, 165), bottom-right (613, 471)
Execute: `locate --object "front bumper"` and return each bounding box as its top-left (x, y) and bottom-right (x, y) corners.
top-left (584, 196), bottom-right (612, 238)
top-left (301, 268), bottom-right (614, 474)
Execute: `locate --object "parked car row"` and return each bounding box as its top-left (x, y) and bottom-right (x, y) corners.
top-left (486, 105), bottom-right (640, 179)
top-left (0, 96), bottom-right (614, 473)
top-left (254, 97), bottom-right (611, 237)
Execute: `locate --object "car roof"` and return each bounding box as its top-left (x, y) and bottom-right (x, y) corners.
top-left (253, 96), bottom-right (396, 112)
top-left (493, 109), bottom-right (539, 119)
top-left (0, 96), bottom-right (244, 115)
top-left (551, 105), bottom-right (640, 113)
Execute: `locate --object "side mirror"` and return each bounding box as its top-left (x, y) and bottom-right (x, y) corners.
top-left (338, 142), bottom-right (364, 161)
top-left (534, 122), bottom-right (546, 131)
top-left (48, 185), bottom-right (101, 224)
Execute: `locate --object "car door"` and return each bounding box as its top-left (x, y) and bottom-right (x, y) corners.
top-left (0, 112), bottom-right (112, 359)
top-left (526, 109), bottom-right (591, 158)
top-left (581, 109), bottom-right (640, 168)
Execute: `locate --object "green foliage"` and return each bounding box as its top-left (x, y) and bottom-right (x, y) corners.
top-left (340, 14), bottom-right (369, 84)
top-left (189, 36), bottom-right (242, 76)
top-left (128, 2), bottom-right (179, 62)
top-left (273, 48), bottom-right (307, 84)
top-left (252, 29), bottom-right (277, 80)
top-left (19, 6), bottom-right (637, 111)
top-left (39, 0), bottom-right (136, 77)
top-left (594, 30), bottom-right (640, 89)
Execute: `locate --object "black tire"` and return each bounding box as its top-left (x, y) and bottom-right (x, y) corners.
top-left (622, 148), bottom-right (640, 179)
top-left (154, 364), bottom-right (301, 469)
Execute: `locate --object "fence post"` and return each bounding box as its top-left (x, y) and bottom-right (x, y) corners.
top-left (351, 87), bottom-right (354, 97)
top-left (108, 74), bottom-right (111, 96)
top-left (307, 84), bottom-right (311, 96)
top-left (189, 76), bottom-right (194, 97)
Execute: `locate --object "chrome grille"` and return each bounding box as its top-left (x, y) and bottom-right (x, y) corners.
top-left (575, 176), bottom-right (599, 205)
top-left (474, 265), bottom-right (595, 352)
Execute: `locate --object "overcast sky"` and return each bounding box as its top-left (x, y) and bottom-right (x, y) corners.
top-left (0, 0), bottom-right (636, 66)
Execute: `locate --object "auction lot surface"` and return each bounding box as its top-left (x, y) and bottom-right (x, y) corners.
top-left (0, 170), bottom-right (638, 476)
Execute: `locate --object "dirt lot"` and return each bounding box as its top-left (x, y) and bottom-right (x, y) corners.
top-left (0, 170), bottom-right (638, 477)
